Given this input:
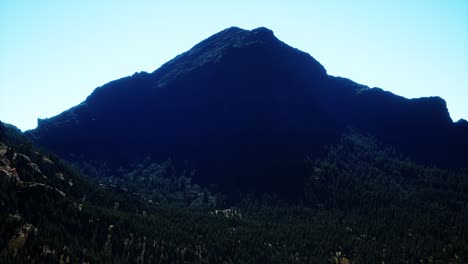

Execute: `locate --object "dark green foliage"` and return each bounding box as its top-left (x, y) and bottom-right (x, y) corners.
top-left (302, 132), bottom-right (467, 262)
top-left (304, 133), bottom-right (468, 211)
top-left (0, 125), bottom-right (466, 263)
top-left (74, 158), bottom-right (217, 208)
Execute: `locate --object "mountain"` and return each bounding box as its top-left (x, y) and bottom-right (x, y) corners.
top-left (26, 27), bottom-right (468, 196)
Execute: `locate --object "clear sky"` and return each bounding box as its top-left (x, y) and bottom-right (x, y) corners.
top-left (1, 0), bottom-right (467, 131)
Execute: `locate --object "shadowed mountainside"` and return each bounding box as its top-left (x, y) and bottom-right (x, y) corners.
top-left (26, 27), bottom-right (468, 196)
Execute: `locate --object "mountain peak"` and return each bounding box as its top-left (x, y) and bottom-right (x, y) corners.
top-left (152, 26), bottom-right (325, 87)
top-left (196, 26), bottom-right (278, 49)
top-left (166, 26), bottom-right (281, 63)
top-left (251, 26), bottom-right (274, 36)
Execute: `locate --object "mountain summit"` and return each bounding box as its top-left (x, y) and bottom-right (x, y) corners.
top-left (27, 27), bottom-right (468, 195)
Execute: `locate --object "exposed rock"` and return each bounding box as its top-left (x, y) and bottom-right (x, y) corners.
top-left (42, 156), bottom-right (54, 164)
top-left (0, 167), bottom-right (20, 181)
top-left (1, 223), bottom-right (37, 256)
top-left (0, 146), bottom-right (20, 181)
top-left (14, 153), bottom-right (47, 180)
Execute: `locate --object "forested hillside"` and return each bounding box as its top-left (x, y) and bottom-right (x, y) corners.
top-left (1, 122), bottom-right (466, 263)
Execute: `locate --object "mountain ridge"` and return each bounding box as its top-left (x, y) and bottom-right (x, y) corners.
top-left (26, 26), bottom-right (468, 196)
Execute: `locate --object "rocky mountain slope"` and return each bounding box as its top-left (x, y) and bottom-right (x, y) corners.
top-left (26, 27), bottom-right (468, 196)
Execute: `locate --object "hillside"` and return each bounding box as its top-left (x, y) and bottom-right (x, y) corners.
top-left (2, 121), bottom-right (467, 263)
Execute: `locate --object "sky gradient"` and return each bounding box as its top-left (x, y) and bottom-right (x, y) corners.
top-left (1, 0), bottom-right (467, 131)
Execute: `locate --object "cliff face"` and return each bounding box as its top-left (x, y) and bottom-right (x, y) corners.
top-left (26, 27), bottom-right (468, 195)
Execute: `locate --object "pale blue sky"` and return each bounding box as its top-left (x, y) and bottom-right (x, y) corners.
top-left (1, 0), bottom-right (467, 131)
